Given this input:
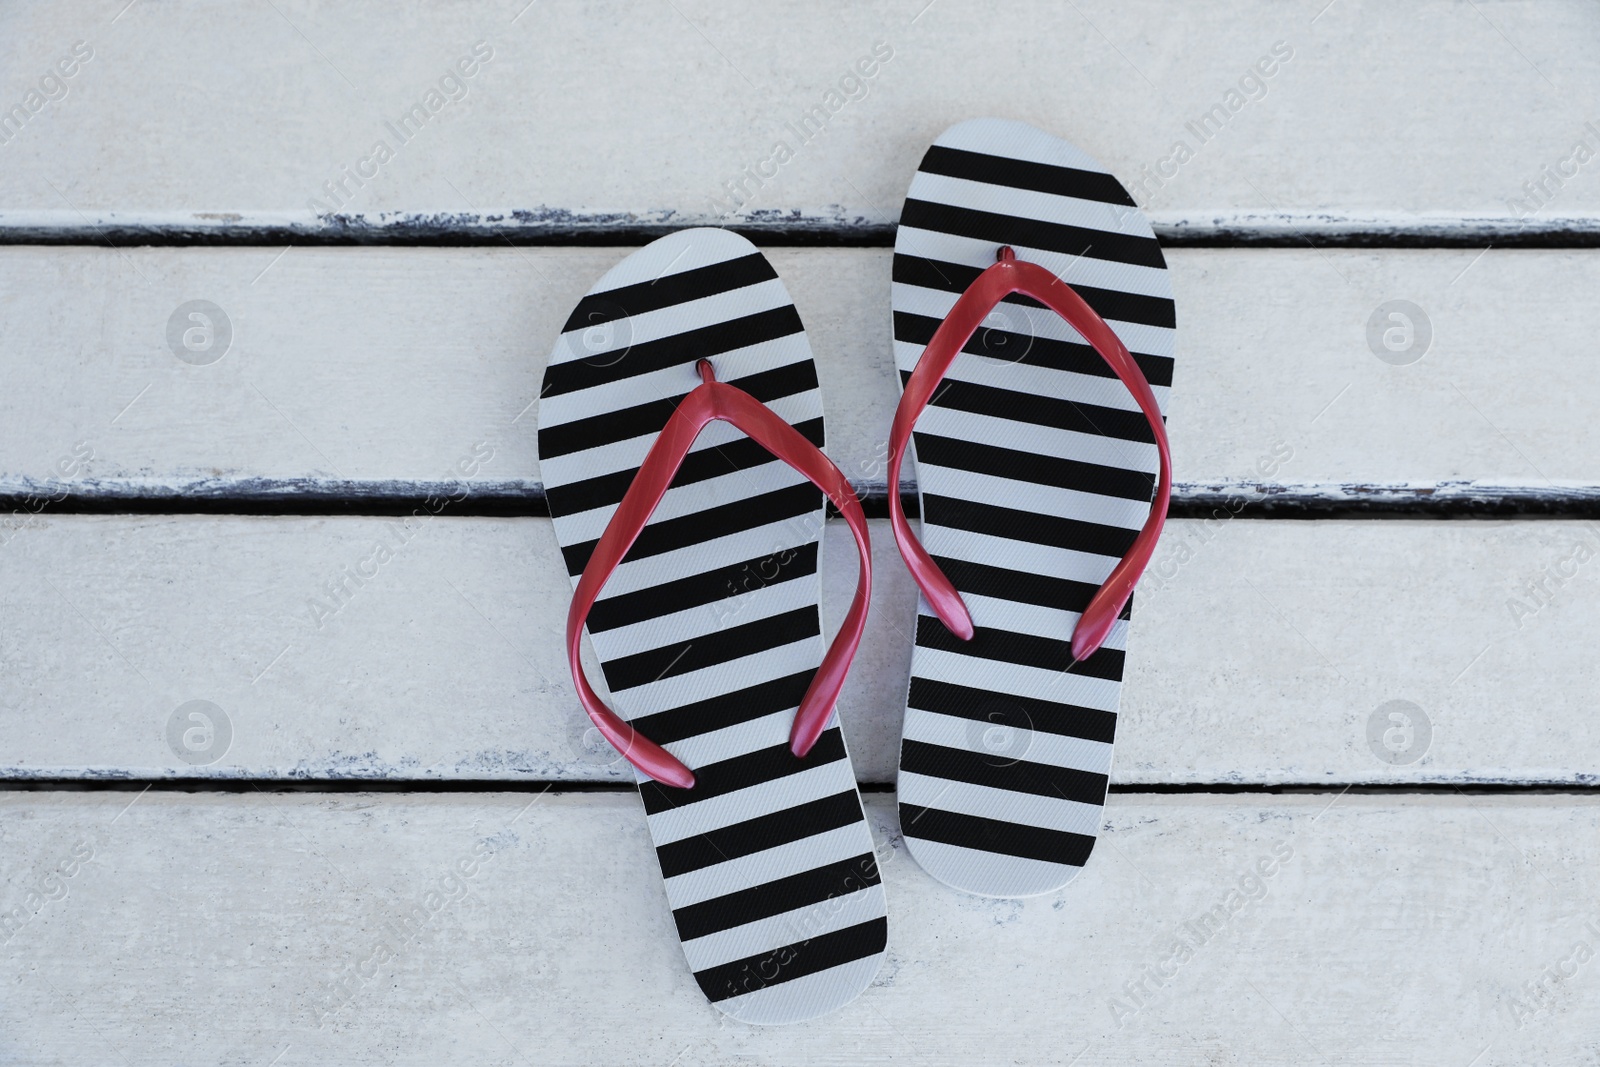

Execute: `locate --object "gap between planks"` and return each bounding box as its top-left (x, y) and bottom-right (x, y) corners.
top-left (0, 778), bottom-right (1596, 796)
top-left (9, 480), bottom-right (1600, 519)
top-left (1, 211), bottom-right (1599, 248)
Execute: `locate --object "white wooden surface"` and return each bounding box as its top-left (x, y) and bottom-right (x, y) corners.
top-left (2, 514), bottom-right (1597, 786)
top-left (3, 791), bottom-right (1597, 1066)
top-left (1, 1), bottom-right (1597, 240)
top-left (1, 246), bottom-right (1598, 500)
top-left (4, 0), bottom-right (1597, 1061)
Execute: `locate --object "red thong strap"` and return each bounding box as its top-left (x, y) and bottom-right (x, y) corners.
top-left (887, 246), bottom-right (1172, 663)
top-left (567, 359), bottom-right (872, 790)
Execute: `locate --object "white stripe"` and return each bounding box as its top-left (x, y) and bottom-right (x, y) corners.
top-left (550, 462), bottom-right (811, 546)
top-left (662, 823), bottom-right (870, 910)
top-left (615, 636), bottom-right (821, 714)
top-left (659, 709), bottom-right (801, 773)
top-left (914, 593), bottom-right (1130, 652)
top-left (893, 339), bottom-right (1170, 419)
top-left (593, 516), bottom-right (823, 599)
top-left (540, 332), bottom-right (816, 430)
top-left (912, 462), bottom-right (1155, 532)
top-left (899, 836), bottom-right (1082, 899)
top-left (680, 883), bottom-right (885, 972)
top-left (585, 228), bottom-right (762, 290)
top-left (894, 307), bottom-right (1175, 388)
top-left (909, 646), bottom-right (1122, 713)
top-left (911, 524), bottom-right (1130, 586)
top-left (901, 706), bottom-right (1115, 776)
top-left (538, 389), bottom-right (823, 490)
top-left (892, 276), bottom-right (1176, 361)
top-left (897, 772), bottom-right (1105, 837)
top-left (551, 277), bottom-right (794, 365)
top-left (911, 401), bottom-right (1159, 474)
top-left (934, 118), bottom-right (1113, 178)
top-left (714, 951), bottom-right (884, 1025)
top-left (894, 226), bottom-right (1171, 306)
top-left (906, 171), bottom-right (1164, 246)
top-left (646, 760), bottom-right (860, 847)
top-left (589, 569), bottom-right (818, 660)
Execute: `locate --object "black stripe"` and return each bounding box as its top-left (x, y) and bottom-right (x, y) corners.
top-left (562, 253), bottom-right (777, 331)
top-left (906, 677), bottom-right (1117, 745)
top-left (640, 729), bottom-right (848, 815)
top-left (587, 542), bottom-right (819, 634)
top-left (538, 360), bottom-right (819, 461)
top-left (898, 804), bottom-right (1095, 868)
top-left (900, 199), bottom-right (1167, 269)
top-left (545, 417), bottom-right (824, 517)
top-left (913, 433), bottom-right (1156, 502)
top-left (542, 305), bottom-right (804, 398)
top-left (23, 217), bottom-right (1599, 249)
top-left (561, 482), bottom-right (820, 575)
top-left (902, 367), bottom-right (1152, 441)
top-left (656, 790), bottom-right (866, 878)
top-left (629, 671), bottom-right (812, 745)
top-left (920, 494), bottom-right (1139, 559)
top-left (927, 556), bottom-right (1132, 620)
top-left (672, 852), bottom-right (881, 943)
top-left (918, 145), bottom-right (1136, 206)
top-left (915, 617), bottom-right (1127, 682)
top-left (906, 371), bottom-right (1158, 444)
top-left (900, 738), bottom-right (1108, 807)
top-left (604, 606), bottom-right (819, 692)
top-left (893, 255), bottom-right (1175, 332)
top-left (894, 311), bottom-right (1172, 391)
top-left (698, 916), bottom-right (887, 1003)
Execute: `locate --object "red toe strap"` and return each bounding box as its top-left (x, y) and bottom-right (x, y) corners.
top-left (567, 359), bottom-right (872, 789)
top-left (887, 246), bottom-right (1171, 662)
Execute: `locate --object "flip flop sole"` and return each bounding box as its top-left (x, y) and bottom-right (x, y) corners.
top-left (539, 229), bottom-right (886, 1023)
top-left (891, 120), bottom-right (1175, 897)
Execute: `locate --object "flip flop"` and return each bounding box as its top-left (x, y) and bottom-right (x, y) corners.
top-left (887, 119), bottom-right (1175, 897)
top-left (538, 229), bottom-right (886, 1023)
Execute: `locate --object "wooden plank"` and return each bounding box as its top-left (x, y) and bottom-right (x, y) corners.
top-left (1, 1), bottom-right (1596, 241)
top-left (1, 790), bottom-right (1595, 1064)
top-left (3, 514), bottom-right (1597, 785)
top-left (2, 246), bottom-right (1598, 508)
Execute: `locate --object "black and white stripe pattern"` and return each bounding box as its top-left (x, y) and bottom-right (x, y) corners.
top-left (892, 119), bottom-right (1175, 897)
top-left (538, 229), bottom-right (885, 1023)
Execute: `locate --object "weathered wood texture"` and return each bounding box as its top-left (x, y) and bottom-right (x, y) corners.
top-left (1, 1), bottom-right (1596, 240)
top-left (2, 246), bottom-right (1597, 508)
top-left (2, 791), bottom-right (1596, 1065)
top-left (2, 514), bottom-right (1596, 785)
top-left (4, 1), bottom-right (1597, 1061)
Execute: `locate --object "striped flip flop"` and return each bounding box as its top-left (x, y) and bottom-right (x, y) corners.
top-left (888, 119), bottom-right (1175, 897)
top-left (538, 229), bottom-right (886, 1023)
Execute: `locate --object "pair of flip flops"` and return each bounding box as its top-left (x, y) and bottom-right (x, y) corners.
top-left (537, 119), bottom-right (1175, 1024)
